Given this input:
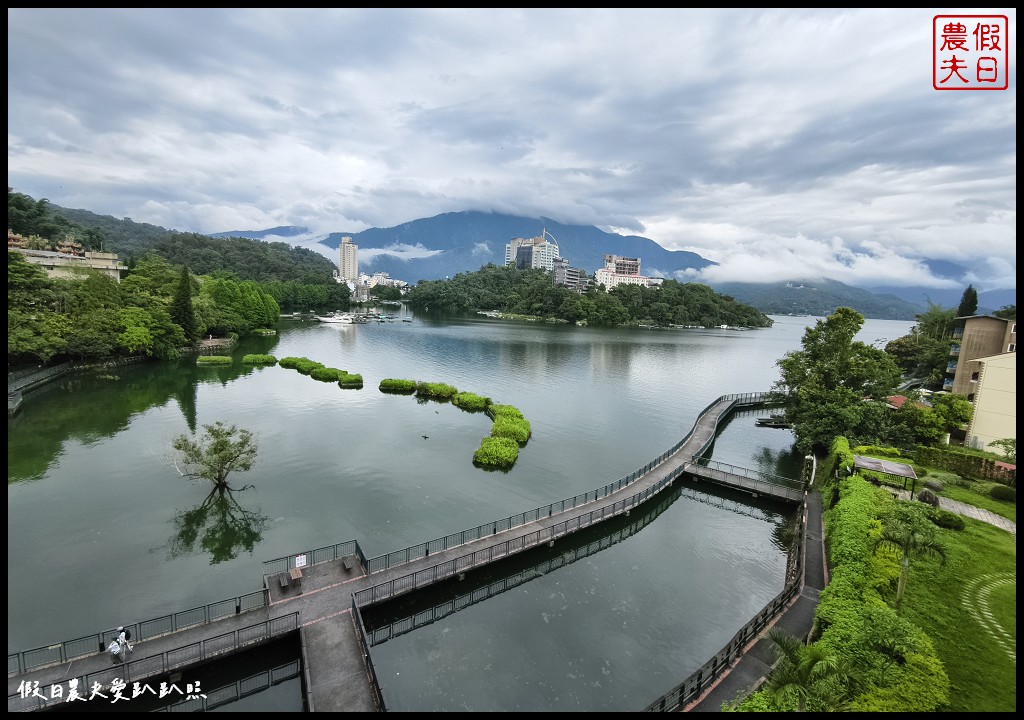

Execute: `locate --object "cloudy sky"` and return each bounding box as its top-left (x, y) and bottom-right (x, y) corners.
top-left (7, 8), bottom-right (1016, 293)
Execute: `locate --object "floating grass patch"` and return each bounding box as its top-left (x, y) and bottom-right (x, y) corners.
top-left (295, 359), bottom-right (326, 375)
top-left (197, 355), bottom-right (232, 365)
top-left (338, 372), bottom-right (363, 389)
top-left (278, 356), bottom-right (304, 369)
top-left (473, 436), bottom-right (519, 469)
top-left (487, 404), bottom-right (524, 420)
top-left (490, 414), bottom-right (532, 445)
top-left (252, 328), bottom-right (277, 336)
top-left (379, 378), bottom-right (417, 394)
top-left (415, 381), bottom-right (458, 400)
top-left (241, 354), bottom-right (277, 365)
top-left (453, 392), bottom-right (491, 412)
top-left (310, 367), bottom-right (343, 382)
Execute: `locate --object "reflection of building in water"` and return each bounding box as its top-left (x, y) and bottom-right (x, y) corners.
top-left (505, 230), bottom-right (560, 271)
top-left (594, 254), bottom-right (662, 290)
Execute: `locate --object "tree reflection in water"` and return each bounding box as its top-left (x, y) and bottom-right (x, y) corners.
top-left (168, 486), bottom-right (269, 564)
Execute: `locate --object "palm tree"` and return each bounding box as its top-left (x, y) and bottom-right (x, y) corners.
top-left (872, 519), bottom-right (946, 611)
top-left (763, 628), bottom-right (846, 712)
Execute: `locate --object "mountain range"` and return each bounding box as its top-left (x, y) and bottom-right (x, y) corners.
top-left (218, 211), bottom-right (1014, 321)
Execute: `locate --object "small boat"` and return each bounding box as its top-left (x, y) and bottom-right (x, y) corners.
top-left (315, 313), bottom-right (354, 324)
top-left (402, 317), bottom-right (412, 323)
top-left (755, 417), bottom-right (792, 429)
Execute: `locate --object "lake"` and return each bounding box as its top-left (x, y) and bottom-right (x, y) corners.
top-left (7, 311), bottom-right (914, 710)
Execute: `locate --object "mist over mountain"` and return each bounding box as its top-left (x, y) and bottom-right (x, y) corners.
top-left (48, 201), bottom-right (1012, 321)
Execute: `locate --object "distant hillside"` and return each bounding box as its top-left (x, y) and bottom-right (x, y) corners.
top-left (47, 205), bottom-right (336, 281)
top-left (311, 211), bottom-right (717, 283)
top-left (712, 279), bottom-right (923, 320)
top-left (44, 199), bottom-right (981, 321)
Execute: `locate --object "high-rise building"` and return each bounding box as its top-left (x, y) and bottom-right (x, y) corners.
top-left (553, 257), bottom-right (590, 293)
top-left (504, 230), bottom-right (559, 272)
top-left (338, 237), bottom-right (358, 283)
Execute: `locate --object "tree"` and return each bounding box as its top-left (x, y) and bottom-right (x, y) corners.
top-left (928, 393), bottom-right (973, 436)
top-left (872, 512), bottom-right (946, 612)
top-left (762, 628), bottom-right (849, 712)
top-left (989, 438), bottom-right (1016, 463)
top-left (993, 304), bottom-right (1015, 320)
top-left (773, 307), bottom-right (903, 453)
top-left (170, 422), bottom-right (259, 490)
top-left (956, 285), bottom-right (978, 317)
top-left (171, 265), bottom-right (201, 343)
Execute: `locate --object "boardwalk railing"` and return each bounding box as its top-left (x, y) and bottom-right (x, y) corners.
top-left (642, 456), bottom-right (814, 712)
top-left (8, 392), bottom-right (787, 679)
top-left (261, 539), bottom-right (365, 578)
top-left (7, 590), bottom-right (268, 676)
top-left (9, 613), bottom-right (299, 713)
top-left (353, 458), bottom-right (695, 608)
top-left (358, 392), bottom-right (777, 576)
top-left (157, 659), bottom-right (301, 712)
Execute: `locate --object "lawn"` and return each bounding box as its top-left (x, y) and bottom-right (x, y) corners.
top-left (899, 509), bottom-right (1016, 712)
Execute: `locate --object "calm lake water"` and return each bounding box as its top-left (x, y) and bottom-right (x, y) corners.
top-left (7, 311), bottom-right (913, 711)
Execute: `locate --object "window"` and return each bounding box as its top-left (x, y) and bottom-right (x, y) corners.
top-left (1009, 343), bottom-right (1016, 352)
top-left (970, 372), bottom-right (980, 382)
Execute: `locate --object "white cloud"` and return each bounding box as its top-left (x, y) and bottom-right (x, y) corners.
top-left (7, 8), bottom-right (1016, 293)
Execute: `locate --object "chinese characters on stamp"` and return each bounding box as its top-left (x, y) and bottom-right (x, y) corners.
top-left (933, 15), bottom-right (1009, 90)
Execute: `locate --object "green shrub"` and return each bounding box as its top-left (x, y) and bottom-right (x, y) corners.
top-left (310, 367), bottom-right (342, 382)
top-left (453, 392), bottom-right (491, 412)
top-left (416, 381), bottom-right (458, 399)
top-left (241, 354), bottom-right (277, 365)
top-left (927, 508), bottom-right (966, 531)
top-left (855, 445), bottom-right (902, 458)
top-left (491, 415), bottom-right (532, 444)
top-left (379, 378), bottom-right (417, 393)
top-left (338, 372), bottom-right (363, 389)
top-left (279, 356), bottom-right (304, 369)
top-left (990, 484), bottom-right (1016, 502)
top-left (912, 466), bottom-right (928, 477)
top-left (473, 436), bottom-right (519, 469)
top-left (295, 359), bottom-right (326, 375)
top-left (923, 478), bottom-right (944, 492)
top-left (197, 355), bottom-right (232, 365)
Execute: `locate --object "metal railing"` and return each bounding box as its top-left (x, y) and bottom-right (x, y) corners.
top-left (690, 458), bottom-right (806, 492)
top-left (9, 613), bottom-right (299, 713)
top-left (358, 392), bottom-right (776, 576)
top-left (642, 458), bottom-right (813, 712)
top-left (262, 539), bottom-right (366, 578)
top-left (353, 461), bottom-right (691, 608)
top-left (157, 659), bottom-right (301, 712)
top-left (350, 596), bottom-right (387, 711)
top-left (8, 590), bottom-right (268, 676)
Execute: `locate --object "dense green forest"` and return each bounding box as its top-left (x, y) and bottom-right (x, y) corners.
top-left (406, 264), bottom-right (774, 328)
top-left (8, 188), bottom-right (342, 288)
top-left (7, 188), bottom-right (353, 365)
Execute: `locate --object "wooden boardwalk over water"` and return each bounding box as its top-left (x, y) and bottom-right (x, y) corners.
top-left (9, 393), bottom-right (801, 712)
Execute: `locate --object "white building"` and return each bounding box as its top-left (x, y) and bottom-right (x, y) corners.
top-left (338, 236), bottom-right (358, 283)
top-left (505, 230), bottom-right (560, 272)
top-left (594, 255), bottom-right (662, 290)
